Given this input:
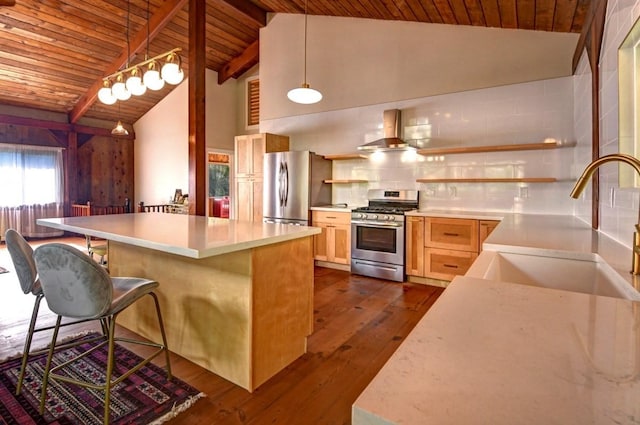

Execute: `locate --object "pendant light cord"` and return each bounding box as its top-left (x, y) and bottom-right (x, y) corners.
top-left (146, 0), bottom-right (150, 60)
top-left (126, 0), bottom-right (130, 67)
top-left (303, 0), bottom-right (308, 84)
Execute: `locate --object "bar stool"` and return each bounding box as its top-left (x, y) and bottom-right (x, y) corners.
top-left (33, 243), bottom-right (172, 425)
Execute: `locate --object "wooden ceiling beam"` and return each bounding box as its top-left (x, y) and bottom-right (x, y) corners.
top-left (218, 0), bottom-right (267, 27)
top-left (0, 0), bottom-right (15, 5)
top-left (69, 0), bottom-right (188, 124)
top-left (218, 40), bottom-right (259, 84)
top-left (0, 113), bottom-right (134, 138)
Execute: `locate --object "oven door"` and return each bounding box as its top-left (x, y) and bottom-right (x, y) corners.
top-left (351, 220), bottom-right (404, 265)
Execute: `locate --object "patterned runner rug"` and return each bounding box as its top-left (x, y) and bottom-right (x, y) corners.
top-left (0, 333), bottom-right (204, 424)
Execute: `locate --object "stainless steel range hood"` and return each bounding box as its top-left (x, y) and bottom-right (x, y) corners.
top-left (358, 109), bottom-right (420, 151)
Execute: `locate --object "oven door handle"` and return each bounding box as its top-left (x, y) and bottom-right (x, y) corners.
top-left (351, 220), bottom-right (403, 228)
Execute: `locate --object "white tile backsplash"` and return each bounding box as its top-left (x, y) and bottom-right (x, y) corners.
top-left (262, 77), bottom-right (576, 214)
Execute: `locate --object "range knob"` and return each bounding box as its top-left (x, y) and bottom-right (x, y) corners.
top-left (370, 214), bottom-right (378, 220)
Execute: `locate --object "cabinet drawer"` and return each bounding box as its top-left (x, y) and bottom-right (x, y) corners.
top-left (425, 248), bottom-right (477, 281)
top-left (425, 218), bottom-right (478, 252)
top-left (312, 211), bottom-right (351, 225)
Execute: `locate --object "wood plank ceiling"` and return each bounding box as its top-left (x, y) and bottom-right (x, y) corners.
top-left (0, 0), bottom-right (590, 128)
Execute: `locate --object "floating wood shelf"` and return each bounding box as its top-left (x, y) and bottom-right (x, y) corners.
top-left (323, 154), bottom-right (368, 160)
top-left (416, 178), bottom-right (557, 183)
top-left (324, 179), bottom-right (368, 184)
top-left (417, 141), bottom-right (573, 156)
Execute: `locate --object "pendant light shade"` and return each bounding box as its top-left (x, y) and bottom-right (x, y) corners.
top-left (112, 73), bottom-right (131, 101)
top-left (144, 60), bottom-right (165, 91)
top-left (111, 120), bottom-right (129, 136)
top-left (161, 52), bottom-right (184, 85)
top-left (288, 0), bottom-right (322, 104)
top-left (98, 79), bottom-right (117, 105)
top-left (126, 66), bottom-right (146, 96)
top-left (287, 83), bottom-right (323, 104)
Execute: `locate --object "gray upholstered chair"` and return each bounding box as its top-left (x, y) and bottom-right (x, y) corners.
top-left (4, 229), bottom-right (43, 395)
top-left (5, 229), bottom-right (105, 396)
top-left (33, 243), bottom-right (172, 425)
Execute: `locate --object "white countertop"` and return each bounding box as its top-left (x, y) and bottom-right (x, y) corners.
top-left (310, 205), bottom-right (359, 213)
top-left (353, 213), bottom-right (640, 424)
top-left (353, 276), bottom-right (640, 425)
top-left (37, 214), bottom-right (320, 259)
top-left (406, 208), bottom-right (505, 220)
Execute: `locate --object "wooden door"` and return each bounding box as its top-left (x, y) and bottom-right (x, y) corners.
top-left (406, 216), bottom-right (425, 277)
top-left (236, 178), bottom-right (254, 222)
top-left (235, 135), bottom-right (253, 176)
top-left (313, 223), bottom-right (329, 261)
top-left (331, 223), bottom-right (351, 265)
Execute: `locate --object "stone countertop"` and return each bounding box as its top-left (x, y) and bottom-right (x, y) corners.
top-left (353, 276), bottom-right (640, 425)
top-left (310, 205), bottom-right (361, 213)
top-left (406, 208), bottom-right (505, 220)
top-left (352, 213), bottom-right (640, 424)
top-left (37, 214), bottom-right (320, 259)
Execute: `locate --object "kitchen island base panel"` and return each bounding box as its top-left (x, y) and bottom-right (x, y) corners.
top-left (109, 237), bottom-right (314, 392)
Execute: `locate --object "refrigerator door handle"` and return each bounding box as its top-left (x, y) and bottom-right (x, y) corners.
top-left (278, 160), bottom-right (289, 207)
top-left (284, 161), bottom-right (289, 206)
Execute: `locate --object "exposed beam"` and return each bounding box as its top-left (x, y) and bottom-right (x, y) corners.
top-left (189, 0), bottom-right (206, 216)
top-left (0, 0), bottom-right (15, 5)
top-left (69, 0), bottom-right (188, 124)
top-left (218, 0), bottom-right (267, 27)
top-left (218, 40), bottom-right (259, 84)
top-left (0, 113), bottom-right (134, 138)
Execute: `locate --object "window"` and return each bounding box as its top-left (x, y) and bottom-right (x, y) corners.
top-left (0, 145), bottom-right (63, 207)
top-left (208, 153), bottom-right (229, 197)
top-left (247, 78), bottom-right (259, 128)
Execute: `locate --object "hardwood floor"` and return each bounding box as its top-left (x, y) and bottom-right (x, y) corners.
top-left (0, 237), bottom-right (444, 425)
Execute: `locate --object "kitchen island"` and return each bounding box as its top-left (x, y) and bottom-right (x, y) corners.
top-left (37, 213), bottom-right (320, 392)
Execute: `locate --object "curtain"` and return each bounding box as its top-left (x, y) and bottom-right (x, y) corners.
top-left (0, 145), bottom-right (64, 239)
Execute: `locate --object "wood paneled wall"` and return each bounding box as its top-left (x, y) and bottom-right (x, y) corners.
top-left (76, 135), bottom-right (134, 206)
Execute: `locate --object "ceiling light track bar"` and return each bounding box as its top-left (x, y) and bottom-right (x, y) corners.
top-left (104, 48), bottom-right (182, 81)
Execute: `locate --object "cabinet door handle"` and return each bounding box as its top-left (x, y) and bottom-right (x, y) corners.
top-left (443, 232), bottom-right (459, 237)
top-left (326, 216), bottom-right (337, 219)
top-left (443, 264), bottom-right (459, 269)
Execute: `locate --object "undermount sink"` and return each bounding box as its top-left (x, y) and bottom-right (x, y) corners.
top-left (466, 250), bottom-right (640, 301)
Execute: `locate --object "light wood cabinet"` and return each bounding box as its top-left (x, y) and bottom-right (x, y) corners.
top-left (406, 216), bottom-right (501, 282)
top-left (312, 211), bottom-right (351, 265)
top-left (479, 220), bottom-right (500, 252)
top-left (234, 133), bottom-right (289, 221)
top-left (405, 216), bottom-right (425, 277)
top-left (424, 217), bottom-right (478, 281)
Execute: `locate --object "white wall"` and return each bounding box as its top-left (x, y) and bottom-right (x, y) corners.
top-left (262, 77), bottom-right (576, 213)
top-left (260, 14), bottom-right (579, 121)
top-left (134, 69), bottom-right (237, 205)
top-left (571, 0), bottom-right (640, 248)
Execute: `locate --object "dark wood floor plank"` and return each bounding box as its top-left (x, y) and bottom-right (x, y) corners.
top-left (0, 237), bottom-right (444, 425)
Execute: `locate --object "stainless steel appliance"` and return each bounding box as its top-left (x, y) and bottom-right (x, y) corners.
top-left (351, 189), bottom-right (419, 282)
top-left (263, 151), bottom-right (332, 225)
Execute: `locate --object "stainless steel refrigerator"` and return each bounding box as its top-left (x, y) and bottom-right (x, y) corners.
top-left (263, 151), bottom-right (332, 225)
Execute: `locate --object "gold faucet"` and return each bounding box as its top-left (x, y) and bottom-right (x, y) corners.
top-left (570, 153), bottom-right (640, 274)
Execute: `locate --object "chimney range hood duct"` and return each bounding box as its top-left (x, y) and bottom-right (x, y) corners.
top-left (358, 109), bottom-right (419, 151)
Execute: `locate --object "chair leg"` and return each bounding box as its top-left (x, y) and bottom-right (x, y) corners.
top-left (104, 316), bottom-right (116, 425)
top-left (16, 293), bottom-right (43, 395)
top-left (39, 315), bottom-right (62, 415)
top-left (149, 292), bottom-right (172, 380)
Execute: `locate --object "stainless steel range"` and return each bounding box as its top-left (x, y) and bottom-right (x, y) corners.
top-left (351, 189), bottom-right (419, 282)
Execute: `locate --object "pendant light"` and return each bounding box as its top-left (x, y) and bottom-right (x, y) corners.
top-left (111, 102), bottom-right (129, 136)
top-left (111, 120), bottom-right (129, 136)
top-left (287, 0), bottom-right (322, 104)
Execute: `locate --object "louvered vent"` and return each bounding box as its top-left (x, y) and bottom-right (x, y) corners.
top-left (247, 78), bottom-right (259, 127)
